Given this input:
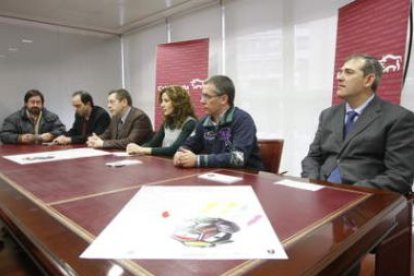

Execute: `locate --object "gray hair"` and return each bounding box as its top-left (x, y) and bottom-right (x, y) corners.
top-left (204, 75), bottom-right (235, 106)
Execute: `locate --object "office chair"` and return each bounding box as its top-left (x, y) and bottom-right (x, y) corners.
top-left (257, 139), bottom-right (284, 174)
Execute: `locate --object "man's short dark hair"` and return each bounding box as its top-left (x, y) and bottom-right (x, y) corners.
top-left (204, 75), bottom-right (235, 106)
top-left (24, 89), bottom-right (44, 104)
top-left (73, 90), bottom-right (94, 107)
top-left (108, 89), bottom-right (132, 106)
top-left (345, 54), bottom-right (383, 92)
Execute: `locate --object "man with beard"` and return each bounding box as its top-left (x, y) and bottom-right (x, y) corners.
top-left (53, 91), bottom-right (110, 145)
top-left (0, 89), bottom-right (66, 144)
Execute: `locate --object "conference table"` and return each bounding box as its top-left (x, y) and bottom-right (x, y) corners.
top-left (0, 144), bottom-right (411, 275)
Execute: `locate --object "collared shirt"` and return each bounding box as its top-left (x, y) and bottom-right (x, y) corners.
top-left (209, 107), bottom-right (230, 126)
top-left (25, 109), bottom-right (43, 135)
top-left (119, 107), bottom-right (131, 124)
top-left (344, 93), bottom-right (375, 123)
top-left (116, 107), bottom-right (131, 139)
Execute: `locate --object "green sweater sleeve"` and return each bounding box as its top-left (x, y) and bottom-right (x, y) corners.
top-left (143, 125), bottom-right (165, 147)
top-left (150, 119), bottom-right (197, 157)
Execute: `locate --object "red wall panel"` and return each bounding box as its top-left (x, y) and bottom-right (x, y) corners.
top-left (333, 0), bottom-right (410, 105)
top-left (154, 38), bottom-right (209, 129)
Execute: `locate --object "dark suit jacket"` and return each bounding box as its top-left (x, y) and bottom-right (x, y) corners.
top-left (99, 107), bottom-right (153, 149)
top-left (301, 95), bottom-right (414, 195)
top-left (67, 106), bottom-right (110, 144)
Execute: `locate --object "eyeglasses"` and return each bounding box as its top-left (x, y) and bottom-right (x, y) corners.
top-left (201, 93), bottom-right (222, 100)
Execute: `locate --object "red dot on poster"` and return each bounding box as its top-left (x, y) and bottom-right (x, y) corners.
top-left (162, 211), bottom-right (170, 218)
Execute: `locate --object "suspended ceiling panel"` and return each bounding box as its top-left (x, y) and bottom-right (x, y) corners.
top-left (0, 0), bottom-right (218, 35)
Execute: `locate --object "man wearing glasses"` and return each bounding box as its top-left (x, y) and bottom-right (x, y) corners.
top-left (173, 75), bottom-right (263, 170)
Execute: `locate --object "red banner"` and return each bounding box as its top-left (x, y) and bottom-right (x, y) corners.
top-left (332, 0), bottom-right (410, 105)
top-left (154, 38), bottom-right (209, 129)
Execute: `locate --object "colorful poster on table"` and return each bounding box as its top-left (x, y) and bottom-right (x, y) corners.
top-left (81, 185), bottom-right (288, 260)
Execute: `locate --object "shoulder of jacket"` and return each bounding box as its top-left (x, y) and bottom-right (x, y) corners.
top-left (42, 108), bottom-right (59, 119)
top-left (131, 107), bottom-right (148, 116)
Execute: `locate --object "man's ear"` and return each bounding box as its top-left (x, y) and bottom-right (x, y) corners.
top-left (365, 73), bottom-right (375, 88)
top-left (121, 98), bottom-right (128, 106)
top-left (221, 94), bottom-right (229, 105)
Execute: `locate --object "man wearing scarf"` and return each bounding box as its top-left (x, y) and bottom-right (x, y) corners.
top-left (0, 89), bottom-right (66, 144)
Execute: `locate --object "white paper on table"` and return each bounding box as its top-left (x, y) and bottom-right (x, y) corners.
top-left (3, 148), bottom-right (111, 165)
top-left (198, 172), bottom-right (243, 184)
top-left (274, 179), bottom-right (323, 191)
top-left (81, 185), bottom-right (288, 260)
top-left (111, 152), bottom-right (135, 157)
top-left (105, 159), bottom-right (142, 167)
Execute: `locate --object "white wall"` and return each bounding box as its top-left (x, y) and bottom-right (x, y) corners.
top-left (169, 4), bottom-right (223, 75)
top-left (0, 19), bottom-right (122, 129)
top-left (1, 0), bottom-right (412, 177)
top-left (224, 0), bottom-right (339, 176)
top-left (401, 25), bottom-right (414, 111)
top-left (122, 0), bottom-right (362, 176)
top-left (123, 23), bottom-right (166, 120)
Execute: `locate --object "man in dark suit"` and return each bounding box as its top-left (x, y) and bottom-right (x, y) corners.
top-left (86, 89), bottom-right (153, 149)
top-left (53, 91), bottom-right (110, 145)
top-left (302, 54), bottom-right (414, 195)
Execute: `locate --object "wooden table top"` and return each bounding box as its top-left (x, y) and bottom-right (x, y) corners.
top-left (0, 145), bottom-right (409, 275)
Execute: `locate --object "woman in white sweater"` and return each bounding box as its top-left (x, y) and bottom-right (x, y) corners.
top-left (126, 86), bottom-right (197, 156)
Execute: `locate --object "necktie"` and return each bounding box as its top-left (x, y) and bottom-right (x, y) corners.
top-left (116, 119), bottom-right (123, 138)
top-left (328, 110), bottom-right (358, 183)
top-left (343, 110), bottom-right (358, 139)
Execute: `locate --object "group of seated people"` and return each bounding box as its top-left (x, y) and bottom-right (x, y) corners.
top-left (0, 74), bottom-right (264, 171)
top-left (0, 54), bottom-right (413, 197)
